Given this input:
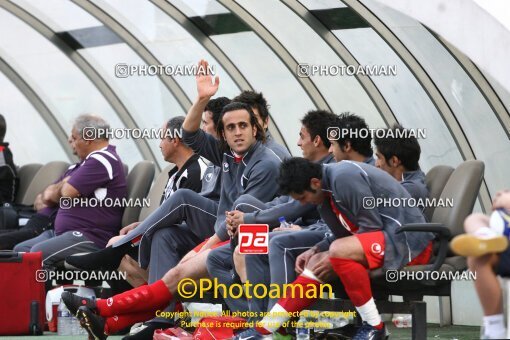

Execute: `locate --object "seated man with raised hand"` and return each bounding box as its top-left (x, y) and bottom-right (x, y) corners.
top-left (16, 114), bottom-right (127, 269)
top-left (451, 190), bottom-right (510, 339)
top-left (65, 114), bottom-right (211, 272)
top-left (63, 60), bottom-right (283, 340)
top-left (374, 124), bottom-right (428, 202)
top-left (234, 157), bottom-right (434, 340)
top-left (206, 109), bottom-right (337, 313)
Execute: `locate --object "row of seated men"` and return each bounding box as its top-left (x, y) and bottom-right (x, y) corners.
top-left (23, 59), bottom-right (436, 340)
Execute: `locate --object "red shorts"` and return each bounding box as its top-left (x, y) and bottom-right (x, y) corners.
top-left (355, 231), bottom-right (433, 269)
top-left (192, 239), bottom-right (230, 252)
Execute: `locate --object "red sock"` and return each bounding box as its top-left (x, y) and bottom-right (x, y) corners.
top-left (278, 275), bottom-right (321, 312)
top-left (105, 309), bottom-right (165, 334)
top-left (330, 258), bottom-right (383, 329)
top-left (97, 280), bottom-right (172, 317)
top-left (330, 258), bottom-right (371, 306)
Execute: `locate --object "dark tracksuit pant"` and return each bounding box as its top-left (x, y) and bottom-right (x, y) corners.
top-left (206, 194), bottom-right (330, 316)
top-left (118, 189), bottom-right (219, 326)
top-left (110, 189), bottom-right (218, 269)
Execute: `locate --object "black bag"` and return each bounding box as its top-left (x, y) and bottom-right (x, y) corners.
top-left (0, 203), bottom-right (18, 230)
top-left (15, 204), bottom-right (37, 220)
top-left (0, 203), bottom-right (36, 230)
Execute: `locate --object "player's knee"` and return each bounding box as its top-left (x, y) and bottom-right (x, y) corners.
top-left (329, 238), bottom-right (350, 258)
top-left (467, 253), bottom-right (496, 270)
top-left (306, 252), bottom-right (325, 269)
top-left (269, 235), bottom-right (284, 251)
top-left (30, 242), bottom-right (44, 254)
top-left (171, 188), bottom-right (195, 204)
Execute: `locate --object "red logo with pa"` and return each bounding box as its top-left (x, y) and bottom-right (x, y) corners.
top-left (238, 224), bottom-right (269, 254)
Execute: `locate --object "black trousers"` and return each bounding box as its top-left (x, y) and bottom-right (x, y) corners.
top-left (0, 214), bottom-right (52, 250)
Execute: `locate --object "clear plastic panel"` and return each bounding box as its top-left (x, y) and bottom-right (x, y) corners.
top-left (0, 8), bottom-right (142, 168)
top-left (0, 72), bottom-right (70, 165)
top-left (168, 0), bottom-right (229, 17)
top-left (11, 0), bottom-right (102, 31)
top-left (212, 32), bottom-right (316, 156)
top-left (236, 0), bottom-right (385, 131)
top-left (79, 43), bottom-right (185, 169)
top-left (92, 0), bottom-right (240, 99)
top-left (334, 28), bottom-right (464, 172)
top-left (359, 0), bottom-right (510, 195)
top-left (298, 0), bottom-right (347, 10)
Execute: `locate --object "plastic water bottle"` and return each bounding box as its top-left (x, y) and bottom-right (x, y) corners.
top-left (279, 216), bottom-right (291, 229)
top-left (57, 299), bottom-right (72, 335)
top-left (71, 315), bottom-right (87, 335)
top-left (296, 316), bottom-right (310, 339)
top-left (316, 311), bottom-right (349, 330)
top-left (330, 315), bottom-right (349, 328)
top-left (392, 314), bottom-right (412, 328)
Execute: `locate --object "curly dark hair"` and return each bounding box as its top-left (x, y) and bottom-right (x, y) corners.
top-left (278, 157), bottom-right (323, 195)
top-left (374, 124), bottom-right (421, 171)
top-left (205, 97), bottom-right (231, 128)
top-left (333, 112), bottom-right (373, 157)
top-left (233, 91), bottom-right (270, 123)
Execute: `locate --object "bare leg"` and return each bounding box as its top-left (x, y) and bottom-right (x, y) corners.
top-left (468, 255), bottom-right (502, 315)
top-left (119, 254), bottom-right (148, 287)
top-left (163, 249), bottom-right (212, 294)
top-left (452, 212), bottom-right (508, 338)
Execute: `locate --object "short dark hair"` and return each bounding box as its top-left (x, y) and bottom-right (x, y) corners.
top-left (216, 102), bottom-right (265, 151)
top-left (233, 91), bottom-right (270, 123)
top-left (333, 112), bottom-right (373, 157)
top-left (374, 124), bottom-right (421, 171)
top-left (166, 116), bottom-right (184, 140)
top-left (278, 157), bottom-right (323, 195)
top-left (205, 97), bottom-right (231, 128)
top-left (301, 110), bottom-right (337, 149)
top-left (0, 114), bottom-right (6, 143)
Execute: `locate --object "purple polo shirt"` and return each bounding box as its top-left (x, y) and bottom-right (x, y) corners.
top-left (36, 163), bottom-right (81, 219)
top-left (55, 145), bottom-right (127, 248)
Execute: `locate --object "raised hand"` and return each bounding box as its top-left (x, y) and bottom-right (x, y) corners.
top-left (196, 59), bottom-right (219, 100)
top-left (183, 59), bottom-right (220, 132)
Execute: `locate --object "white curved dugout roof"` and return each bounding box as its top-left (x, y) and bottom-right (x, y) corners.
top-left (1, 0), bottom-right (509, 212)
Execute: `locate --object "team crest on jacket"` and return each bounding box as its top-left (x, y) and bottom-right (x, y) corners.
top-left (371, 242), bottom-right (382, 254)
top-left (205, 172), bottom-right (213, 182)
top-left (222, 162), bottom-right (229, 172)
